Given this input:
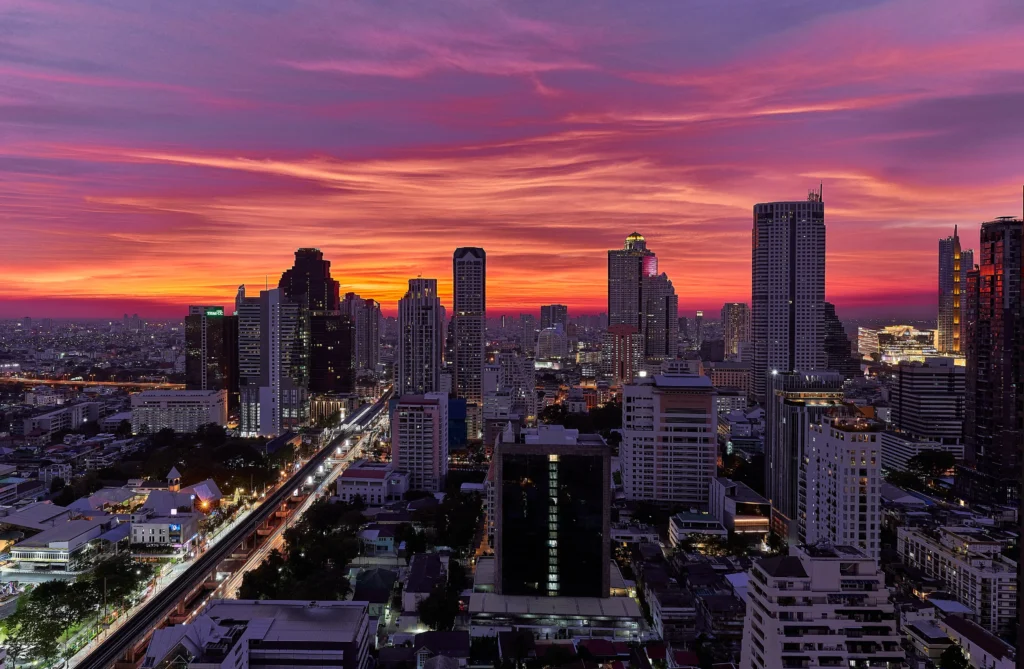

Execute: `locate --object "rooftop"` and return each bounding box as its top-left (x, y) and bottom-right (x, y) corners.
top-left (941, 616), bottom-right (1015, 662)
top-left (470, 593), bottom-right (642, 619)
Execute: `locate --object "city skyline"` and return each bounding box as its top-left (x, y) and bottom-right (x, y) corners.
top-left (3, 1), bottom-right (1024, 319)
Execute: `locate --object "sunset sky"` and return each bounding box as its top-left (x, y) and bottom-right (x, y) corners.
top-left (2, 0), bottom-right (1023, 319)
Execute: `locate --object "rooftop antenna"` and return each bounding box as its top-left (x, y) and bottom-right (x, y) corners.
top-left (265, 275), bottom-right (268, 291)
top-left (819, 181), bottom-right (823, 202)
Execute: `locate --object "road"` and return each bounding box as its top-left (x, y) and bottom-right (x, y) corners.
top-left (72, 390), bottom-right (391, 669)
top-left (0, 377), bottom-right (184, 389)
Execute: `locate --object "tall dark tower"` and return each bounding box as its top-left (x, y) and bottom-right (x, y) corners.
top-left (279, 248), bottom-right (340, 312)
top-left (958, 216), bottom-right (1023, 506)
top-left (453, 247), bottom-right (486, 437)
top-left (185, 305), bottom-right (239, 410)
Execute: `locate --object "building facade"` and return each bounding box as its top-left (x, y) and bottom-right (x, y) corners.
top-left (751, 192), bottom-right (827, 402)
top-left (539, 304), bottom-right (568, 331)
top-left (601, 325), bottom-right (644, 387)
top-left (608, 232), bottom-right (657, 330)
top-left (960, 217), bottom-right (1023, 505)
top-left (131, 389), bottom-right (227, 434)
top-left (890, 357), bottom-right (965, 448)
top-left (721, 302), bottom-right (750, 358)
top-left (765, 371), bottom-right (844, 539)
top-left (452, 248), bottom-right (486, 423)
top-left (621, 371), bottom-right (717, 508)
top-left (740, 544), bottom-right (905, 669)
top-left (185, 305), bottom-right (237, 407)
top-left (938, 225), bottom-right (974, 354)
top-left (397, 279), bottom-right (444, 396)
top-left (392, 393), bottom-right (449, 492)
top-left (643, 272), bottom-right (679, 360)
top-left (341, 292), bottom-right (382, 376)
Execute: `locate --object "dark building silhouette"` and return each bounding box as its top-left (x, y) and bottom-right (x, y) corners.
top-left (185, 306), bottom-right (238, 410)
top-left (278, 247), bottom-right (339, 311)
top-left (823, 302), bottom-right (861, 379)
top-left (495, 429), bottom-right (610, 598)
top-left (540, 304), bottom-right (568, 331)
top-left (958, 216), bottom-right (1023, 506)
top-left (699, 339), bottom-right (726, 363)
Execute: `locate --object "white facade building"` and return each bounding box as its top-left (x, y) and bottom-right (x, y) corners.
top-left (740, 544), bottom-right (905, 669)
top-left (131, 389), bottom-right (227, 434)
top-left (336, 459), bottom-right (409, 506)
top-left (621, 371), bottom-right (717, 508)
top-left (802, 417), bottom-right (883, 559)
top-left (751, 193), bottom-right (827, 402)
top-left (392, 393), bottom-right (449, 493)
top-left (397, 279), bottom-right (444, 396)
top-left (130, 509), bottom-right (200, 551)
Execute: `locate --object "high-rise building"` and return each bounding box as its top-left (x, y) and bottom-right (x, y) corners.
top-left (890, 357), bottom-right (965, 448)
top-left (751, 191), bottom-right (827, 402)
top-left (608, 232), bottom-right (657, 330)
top-left (392, 393), bottom-right (449, 493)
top-left (495, 425), bottom-right (610, 597)
top-left (938, 226), bottom-right (974, 354)
top-left (643, 273), bottom-right (678, 360)
top-left (452, 248), bottom-right (486, 437)
top-left (802, 417), bottom-right (882, 558)
top-left (497, 352), bottom-right (536, 424)
top-left (185, 306), bottom-right (238, 408)
top-left (602, 325), bottom-right (644, 387)
top-left (535, 325), bottom-right (568, 361)
top-left (822, 302), bottom-right (860, 379)
top-left (237, 287), bottom-right (309, 437)
top-left (308, 313), bottom-right (355, 394)
top-left (340, 293), bottom-right (381, 376)
top-left (693, 310), bottom-right (704, 348)
top-left (278, 247), bottom-right (339, 311)
top-left (621, 367), bottom-right (717, 507)
top-left (739, 544), bottom-right (905, 669)
top-left (960, 216), bottom-right (1023, 505)
top-left (518, 313), bottom-right (537, 350)
top-left (721, 303), bottom-right (750, 358)
top-left (765, 371), bottom-right (844, 539)
top-left (539, 304), bottom-right (568, 331)
top-left (397, 279), bottom-right (444, 396)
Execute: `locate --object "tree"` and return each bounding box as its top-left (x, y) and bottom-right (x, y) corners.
top-left (908, 450), bottom-right (956, 479)
top-left (197, 423), bottom-right (228, 448)
top-left (2, 610), bottom-right (33, 667)
top-left (115, 419), bottom-right (133, 438)
top-left (417, 583), bottom-right (459, 631)
top-left (49, 476), bottom-right (66, 493)
top-left (938, 644), bottom-right (969, 669)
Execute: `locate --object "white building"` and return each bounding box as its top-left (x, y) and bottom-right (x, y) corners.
top-left (668, 511), bottom-right (727, 547)
top-left (142, 600), bottom-right (372, 669)
top-left (392, 393), bottom-right (449, 493)
top-left (336, 459), bottom-right (409, 506)
top-left (881, 431), bottom-right (951, 473)
top-left (130, 509), bottom-right (200, 552)
top-left (398, 278), bottom-right (444, 396)
top-left (621, 370), bottom-right (717, 508)
top-left (938, 615), bottom-right (1016, 669)
top-left (897, 526), bottom-right (1017, 635)
top-left (131, 389), bottom-right (227, 434)
top-left (21, 402), bottom-right (101, 441)
top-left (750, 193), bottom-right (827, 403)
top-left (708, 477), bottom-right (770, 540)
top-left (889, 356), bottom-right (965, 453)
top-left (739, 543), bottom-right (905, 669)
top-left (802, 417), bottom-right (883, 558)
top-left (7, 518), bottom-right (119, 575)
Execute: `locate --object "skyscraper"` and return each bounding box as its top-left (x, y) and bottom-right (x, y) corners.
top-left (237, 287), bottom-right (309, 437)
top-left (608, 232), bottom-right (657, 329)
top-left (765, 370), bottom-right (844, 539)
top-left (751, 191), bottom-right (827, 402)
top-left (959, 216), bottom-right (1023, 505)
top-left (643, 273), bottom-right (678, 360)
top-left (341, 292), bottom-right (381, 376)
top-left (185, 305), bottom-right (238, 409)
top-left (452, 248), bottom-right (486, 429)
top-left (601, 324), bottom-right (644, 387)
top-left (721, 303), bottom-right (750, 357)
top-left (278, 247), bottom-right (339, 311)
top-left (890, 357), bottom-right (965, 448)
top-left (495, 425), bottom-right (610, 597)
top-left (539, 304), bottom-right (568, 331)
top-left (822, 302), bottom-right (860, 379)
top-left (397, 278), bottom-right (444, 396)
top-left (938, 226), bottom-right (974, 354)
top-left (693, 310), bottom-right (704, 348)
top-left (392, 393), bottom-right (449, 492)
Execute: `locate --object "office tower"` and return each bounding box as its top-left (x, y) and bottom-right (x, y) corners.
top-left (519, 313), bottom-right (537, 349)
top-left (535, 325), bottom-right (568, 361)
top-left (751, 191), bottom-right (827, 402)
top-left (802, 417), bottom-right (882, 558)
top-left (341, 292), bottom-right (381, 375)
top-left (397, 279), bottom-right (444, 396)
top-left (643, 273), bottom-right (678, 360)
top-left (278, 247), bottom-right (339, 311)
top-left (621, 368), bottom-right (717, 507)
top-left (237, 287), bottom-right (309, 437)
top-left (677, 316), bottom-right (688, 341)
top-left (693, 310), bottom-right (704, 347)
top-left (392, 393), bottom-right (449, 492)
top-left (131, 389), bottom-right (228, 434)
top-left (740, 544), bottom-right (904, 669)
top-left (822, 302), bottom-right (860, 379)
top-left (721, 303), bottom-right (750, 357)
top-left (539, 304), bottom-right (568, 331)
top-left (765, 371), bottom-right (844, 539)
top-left (960, 216), bottom-right (1023, 505)
top-left (452, 247), bottom-right (486, 423)
top-left (185, 306), bottom-right (238, 407)
top-left (308, 313), bottom-right (355, 394)
top-left (144, 600), bottom-right (373, 669)
top-left (938, 226), bottom-right (974, 354)
top-left (497, 352), bottom-right (536, 424)
top-left (495, 425), bottom-right (610, 597)
top-left (602, 325), bottom-right (644, 387)
top-left (608, 232), bottom-right (657, 329)
top-left (890, 357), bottom-right (965, 448)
